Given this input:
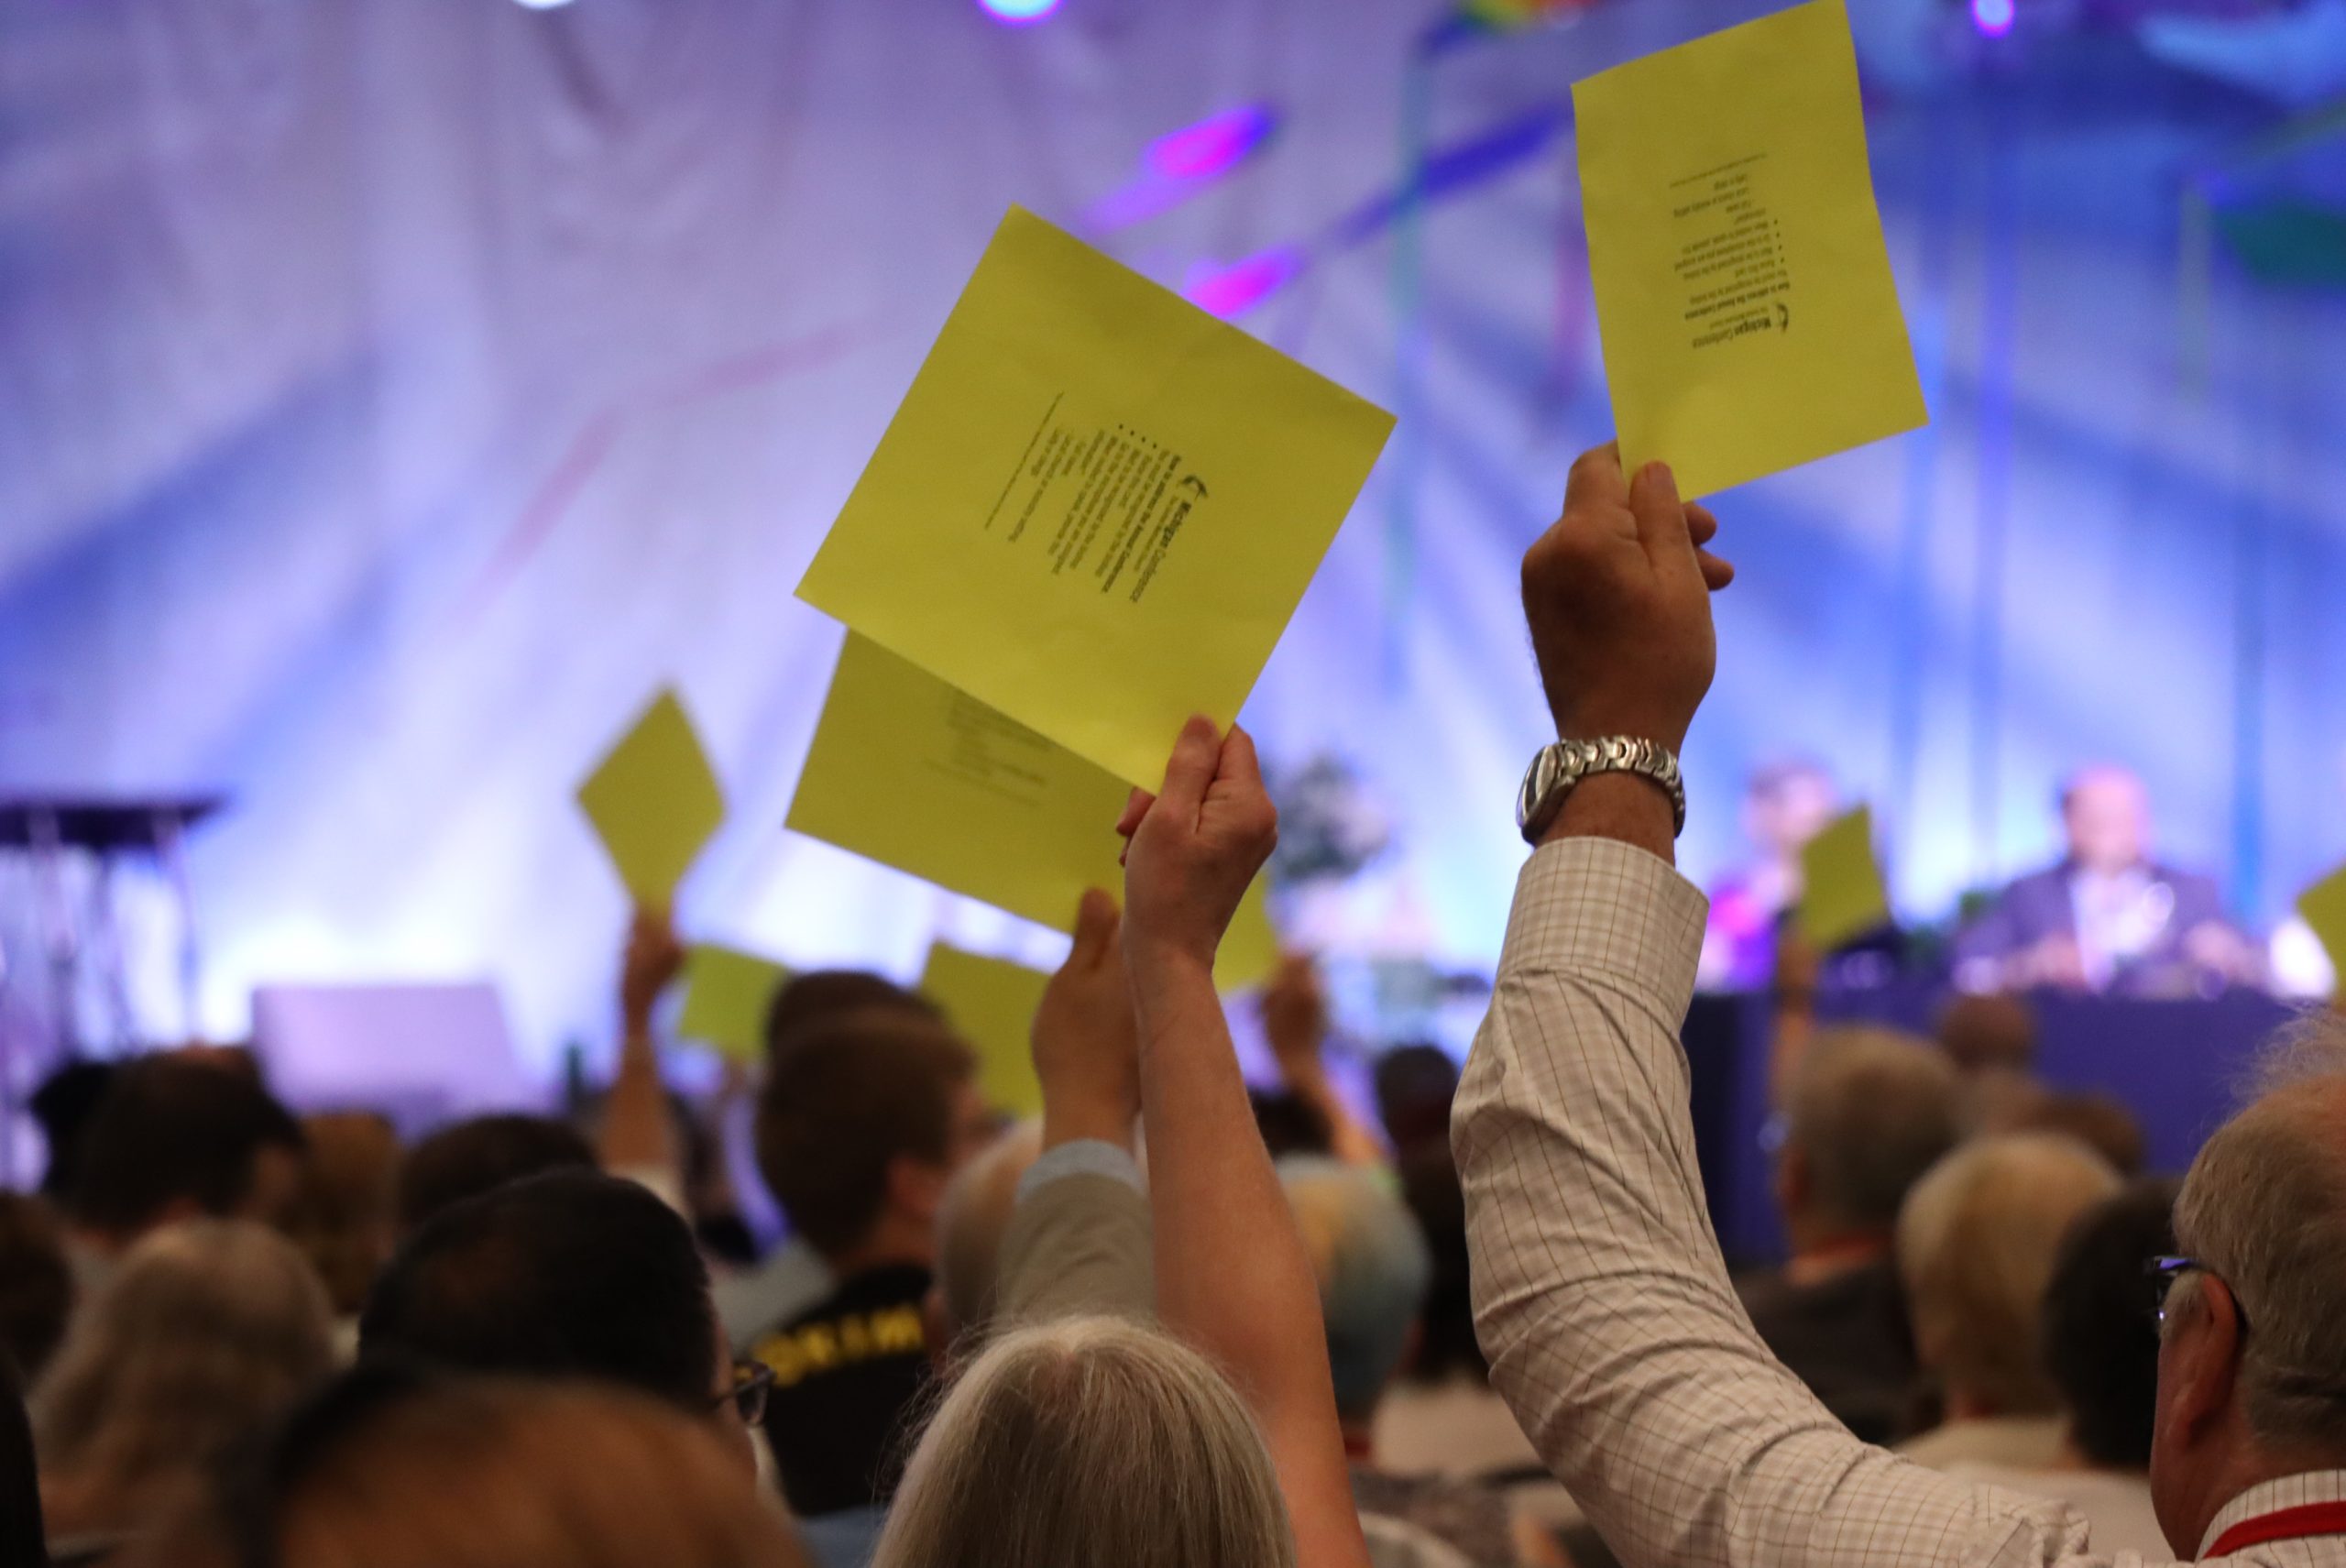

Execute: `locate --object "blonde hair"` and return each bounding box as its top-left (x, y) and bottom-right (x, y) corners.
top-left (1897, 1134), bottom-right (2120, 1415)
top-left (121, 1376), bottom-right (811, 1568)
top-left (35, 1220), bottom-right (334, 1538)
top-left (874, 1316), bottom-right (1298, 1568)
top-left (284, 1112), bottom-right (400, 1315)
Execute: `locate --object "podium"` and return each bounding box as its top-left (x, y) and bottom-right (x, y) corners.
top-left (0, 797), bottom-right (224, 1177)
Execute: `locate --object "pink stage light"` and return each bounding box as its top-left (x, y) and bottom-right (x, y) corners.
top-left (977, 0), bottom-right (1061, 24)
top-left (1148, 105), bottom-right (1277, 181)
top-left (1970, 0), bottom-right (2015, 38)
top-left (1184, 247), bottom-right (1305, 319)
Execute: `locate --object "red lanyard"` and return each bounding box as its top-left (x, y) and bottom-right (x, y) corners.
top-left (2206, 1502), bottom-right (2346, 1559)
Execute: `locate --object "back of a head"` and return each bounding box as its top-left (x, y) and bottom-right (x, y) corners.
top-left (2043, 1179), bottom-right (2179, 1470)
top-left (124, 1371), bottom-right (809, 1568)
top-left (1373, 1045), bottom-right (1461, 1159)
top-left (1936, 993), bottom-right (2039, 1077)
top-left (1785, 1028), bottom-right (1963, 1235)
top-left (2018, 1092), bottom-right (2148, 1179)
top-left (935, 1123), bottom-right (1043, 1343)
top-left (1282, 1157), bottom-right (1432, 1424)
top-left (360, 1169), bottom-right (715, 1411)
top-left (33, 1220), bottom-right (334, 1525)
top-left (0, 1192), bottom-right (73, 1384)
top-left (286, 1113), bottom-right (401, 1316)
top-left (763, 971), bottom-right (941, 1061)
top-left (1898, 1133), bottom-right (2122, 1414)
top-left (70, 1058), bottom-right (304, 1236)
top-left (755, 1012), bottom-right (975, 1260)
top-left (2172, 1014), bottom-right (2346, 1453)
top-left (876, 1317), bottom-right (1297, 1568)
top-left (395, 1113), bottom-right (596, 1231)
top-left (31, 1060), bottom-right (119, 1200)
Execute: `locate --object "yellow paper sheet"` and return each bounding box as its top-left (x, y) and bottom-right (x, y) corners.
top-left (785, 634), bottom-right (1131, 934)
top-left (1575, 0), bottom-right (1927, 498)
top-left (796, 206), bottom-right (1395, 787)
top-left (1797, 804), bottom-right (1891, 951)
top-left (576, 689), bottom-right (726, 904)
top-left (1216, 880), bottom-right (1281, 993)
top-left (676, 944), bottom-right (791, 1065)
top-left (920, 944), bottom-right (1049, 1120)
top-left (2297, 865), bottom-right (2346, 985)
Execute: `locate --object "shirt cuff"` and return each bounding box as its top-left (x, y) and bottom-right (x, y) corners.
top-left (1019, 1138), bottom-right (1143, 1199)
top-left (1503, 837), bottom-right (1709, 1022)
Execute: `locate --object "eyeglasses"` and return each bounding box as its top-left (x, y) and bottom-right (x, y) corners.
top-left (2147, 1255), bottom-right (2251, 1336)
top-left (716, 1359), bottom-right (775, 1426)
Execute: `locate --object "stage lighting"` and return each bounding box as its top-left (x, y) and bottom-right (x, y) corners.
top-left (1969, 0), bottom-right (2015, 38)
top-left (977, 0), bottom-right (1061, 23)
top-left (514, 0), bottom-right (578, 9)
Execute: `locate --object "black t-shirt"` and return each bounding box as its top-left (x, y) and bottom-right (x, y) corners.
top-left (1737, 1255), bottom-right (1920, 1445)
top-left (751, 1263), bottom-right (935, 1518)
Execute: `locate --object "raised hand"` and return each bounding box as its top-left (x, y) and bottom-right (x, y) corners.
top-left (1116, 716), bottom-right (1278, 974)
top-left (619, 905), bottom-right (686, 1033)
top-left (1031, 888), bottom-right (1142, 1149)
top-left (1522, 445), bottom-right (1733, 753)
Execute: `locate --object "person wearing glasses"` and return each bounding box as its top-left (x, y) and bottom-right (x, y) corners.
top-left (1457, 444), bottom-right (2346, 1568)
top-left (356, 1169), bottom-right (769, 1476)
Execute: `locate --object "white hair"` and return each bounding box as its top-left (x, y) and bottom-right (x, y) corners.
top-left (2173, 1008), bottom-right (2346, 1448)
top-left (933, 1121), bottom-right (1042, 1343)
top-left (873, 1316), bottom-right (1297, 1568)
top-left (1897, 1134), bottom-right (2121, 1414)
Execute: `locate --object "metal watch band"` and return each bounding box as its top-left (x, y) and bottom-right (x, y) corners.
top-left (1515, 736), bottom-right (1687, 845)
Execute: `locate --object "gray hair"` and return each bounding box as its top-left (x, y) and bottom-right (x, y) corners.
top-left (1784, 1027), bottom-right (1963, 1234)
top-left (934, 1122), bottom-right (1042, 1343)
top-left (873, 1316), bottom-right (1297, 1568)
top-left (1281, 1157), bottom-right (1431, 1423)
top-left (2173, 1007), bottom-right (2346, 1448)
top-left (1897, 1134), bottom-right (2121, 1414)
top-left (35, 1220), bottom-right (334, 1530)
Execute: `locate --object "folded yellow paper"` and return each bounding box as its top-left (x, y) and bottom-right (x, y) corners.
top-left (2297, 864), bottom-right (2346, 986)
top-left (1576, 0), bottom-right (1926, 498)
top-left (675, 944), bottom-right (791, 1065)
top-left (576, 689), bottom-right (726, 905)
top-left (920, 943), bottom-right (1049, 1120)
top-left (786, 634), bottom-right (1131, 935)
top-left (797, 206), bottom-right (1394, 787)
top-left (1797, 804), bottom-right (1891, 952)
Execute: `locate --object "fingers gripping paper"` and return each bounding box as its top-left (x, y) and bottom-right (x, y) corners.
top-left (795, 207), bottom-right (1395, 788)
top-left (1575, 0), bottom-right (1926, 498)
top-left (920, 944), bottom-right (1049, 1120)
top-left (576, 690), bottom-right (727, 905)
top-left (1797, 804), bottom-right (1891, 952)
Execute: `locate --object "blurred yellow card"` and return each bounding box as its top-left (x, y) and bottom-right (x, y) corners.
top-left (676, 945), bottom-right (790, 1065)
top-left (785, 635), bottom-right (1130, 933)
top-left (576, 689), bottom-right (726, 904)
top-left (920, 944), bottom-right (1049, 1120)
top-left (2298, 865), bottom-right (2346, 982)
top-left (1575, 0), bottom-right (1925, 498)
top-left (1218, 882), bottom-right (1280, 993)
top-left (1797, 804), bottom-right (1891, 951)
top-left (797, 206), bottom-right (1394, 787)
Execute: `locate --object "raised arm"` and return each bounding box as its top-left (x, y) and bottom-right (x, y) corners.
top-left (1454, 448), bottom-right (2088, 1568)
top-left (1121, 718), bottom-right (1375, 1568)
top-left (600, 906), bottom-right (684, 1196)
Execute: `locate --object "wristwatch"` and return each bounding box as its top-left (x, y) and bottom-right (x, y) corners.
top-left (1515, 737), bottom-right (1686, 845)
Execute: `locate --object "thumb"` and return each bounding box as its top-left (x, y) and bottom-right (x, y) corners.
top-left (1155, 715), bottom-right (1222, 818)
top-left (1628, 460), bottom-right (1696, 571)
top-left (1217, 724), bottom-right (1265, 794)
top-left (1069, 888), bottom-right (1121, 966)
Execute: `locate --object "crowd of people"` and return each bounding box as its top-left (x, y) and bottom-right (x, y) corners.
top-left (2, 446), bottom-right (2341, 1568)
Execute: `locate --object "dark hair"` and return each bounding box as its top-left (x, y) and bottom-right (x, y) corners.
top-left (754, 1014), bottom-right (973, 1258)
top-left (1248, 1089), bottom-right (1334, 1161)
top-left (1373, 1044), bottom-right (1460, 1159)
top-left (1397, 1142), bottom-right (1484, 1382)
top-left (0, 1193), bottom-right (73, 1383)
top-left (69, 1058), bottom-right (304, 1234)
top-left (762, 970), bottom-right (939, 1062)
top-left (1, 1348), bottom-right (43, 1568)
top-left (358, 1170), bottom-right (718, 1412)
top-left (2043, 1179), bottom-right (2179, 1469)
top-left (1935, 993), bottom-right (2038, 1077)
top-left (31, 1060), bottom-right (119, 1199)
top-left (395, 1114), bottom-right (596, 1231)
